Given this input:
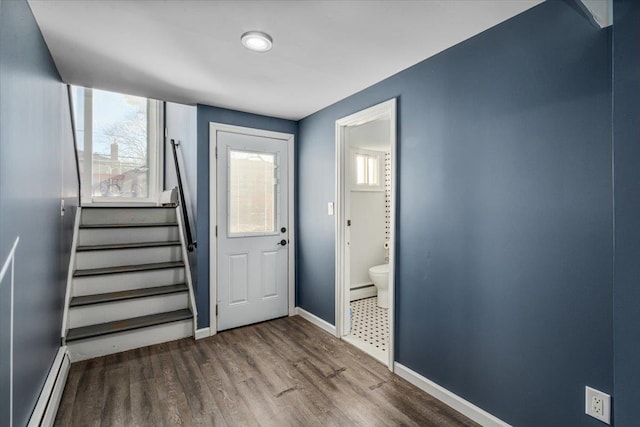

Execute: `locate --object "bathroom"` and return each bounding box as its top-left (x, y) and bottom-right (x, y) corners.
top-left (343, 117), bottom-right (392, 363)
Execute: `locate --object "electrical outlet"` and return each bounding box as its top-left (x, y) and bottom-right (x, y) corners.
top-left (585, 386), bottom-right (611, 424)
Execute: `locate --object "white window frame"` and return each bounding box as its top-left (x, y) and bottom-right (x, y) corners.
top-left (350, 149), bottom-right (384, 191)
top-left (79, 88), bottom-right (163, 206)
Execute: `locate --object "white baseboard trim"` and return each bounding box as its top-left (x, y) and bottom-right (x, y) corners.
top-left (195, 327), bottom-right (211, 340)
top-left (28, 347), bottom-right (70, 427)
top-left (295, 307), bottom-right (336, 336)
top-left (394, 362), bottom-right (511, 427)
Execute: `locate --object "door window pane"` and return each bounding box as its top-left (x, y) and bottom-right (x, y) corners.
top-left (229, 150), bottom-right (276, 234)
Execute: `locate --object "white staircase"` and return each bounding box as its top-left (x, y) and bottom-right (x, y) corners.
top-left (62, 206), bottom-right (197, 361)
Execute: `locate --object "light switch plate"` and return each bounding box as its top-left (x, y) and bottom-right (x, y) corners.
top-left (327, 202), bottom-right (334, 216)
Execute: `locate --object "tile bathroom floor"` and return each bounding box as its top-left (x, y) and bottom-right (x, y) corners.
top-left (349, 296), bottom-right (389, 361)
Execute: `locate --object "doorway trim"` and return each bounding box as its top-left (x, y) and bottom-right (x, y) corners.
top-left (208, 122), bottom-right (296, 336)
top-left (335, 98), bottom-right (397, 371)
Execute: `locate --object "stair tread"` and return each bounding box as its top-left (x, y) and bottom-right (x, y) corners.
top-left (74, 261), bottom-right (184, 277)
top-left (70, 284), bottom-right (188, 307)
top-left (81, 206), bottom-right (174, 209)
top-left (66, 309), bottom-right (192, 342)
top-left (77, 241), bottom-right (181, 251)
top-left (80, 222), bottom-right (178, 229)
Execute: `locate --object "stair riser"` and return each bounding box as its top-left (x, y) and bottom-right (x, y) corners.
top-left (66, 319), bottom-right (192, 362)
top-left (81, 208), bottom-right (176, 225)
top-left (78, 226), bottom-right (180, 246)
top-left (69, 293), bottom-right (189, 328)
top-left (72, 268), bottom-right (186, 296)
top-left (75, 246), bottom-right (182, 270)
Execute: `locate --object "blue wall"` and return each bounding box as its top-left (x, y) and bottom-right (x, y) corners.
top-left (0, 0), bottom-right (78, 425)
top-left (298, 1), bottom-right (612, 426)
top-left (195, 105), bottom-right (297, 328)
top-left (612, 0), bottom-right (640, 425)
top-left (0, 1), bottom-right (626, 425)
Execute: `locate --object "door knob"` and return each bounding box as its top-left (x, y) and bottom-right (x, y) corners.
top-left (277, 239), bottom-right (288, 246)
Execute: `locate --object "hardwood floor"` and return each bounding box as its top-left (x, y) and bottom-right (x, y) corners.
top-left (55, 316), bottom-right (479, 427)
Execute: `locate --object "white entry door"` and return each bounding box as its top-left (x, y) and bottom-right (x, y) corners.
top-left (216, 130), bottom-right (289, 331)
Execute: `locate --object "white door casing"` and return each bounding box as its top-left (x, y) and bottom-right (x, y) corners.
top-left (210, 124), bottom-right (295, 333)
top-left (335, 98), bottom-right (397, 371)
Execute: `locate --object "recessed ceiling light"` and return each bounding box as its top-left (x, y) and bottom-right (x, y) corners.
top-left (241, 31), bottom-right (273, 53)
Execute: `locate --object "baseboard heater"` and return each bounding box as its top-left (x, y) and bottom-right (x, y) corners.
top-left (27, 347), bottom-right (69, 427)
top-left (350, 284), bottom-right (377, 302)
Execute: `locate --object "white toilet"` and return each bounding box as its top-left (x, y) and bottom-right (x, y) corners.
top-left (368, 264), bottom-right (389, 308)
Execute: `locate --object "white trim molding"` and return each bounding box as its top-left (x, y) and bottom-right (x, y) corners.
top-left (394, 363), bottom-right (511, 427)
top-left (335, 98), bottom-right (397, 371)
top-left (61, 208), bottom-right (82, 341)
top-left (27, 347), bottom-right (70, 427)
top-left (1, 236), bottom-right (19, 427)
top-left (175, 206), bottom-right (198, 335)
top-left (295, 307), bottom-right (336, 336)
top-left (578, 0), bottom-right (612, 28)
top-left (195, 327), bottom-right (211, 340)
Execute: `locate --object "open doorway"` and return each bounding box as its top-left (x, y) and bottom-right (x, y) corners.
top-left (335, 99), bottom-right (396, 370)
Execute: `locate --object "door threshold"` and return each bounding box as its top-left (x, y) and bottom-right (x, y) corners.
top-left (342, 334), bottom-right (387, 365)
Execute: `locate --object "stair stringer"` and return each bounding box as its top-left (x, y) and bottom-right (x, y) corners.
top-left (175, 206), bottom-right (198, 334)
top-left (61, 207), bottom-right (82, 344)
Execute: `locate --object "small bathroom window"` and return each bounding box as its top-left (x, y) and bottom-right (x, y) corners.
top-left (353, 151), bottom-right (383, 190)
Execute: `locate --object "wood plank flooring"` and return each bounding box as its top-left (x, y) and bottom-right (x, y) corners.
top-left (55, 316), bottom-right (480, 427)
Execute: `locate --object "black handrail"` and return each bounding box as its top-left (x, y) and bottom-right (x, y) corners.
top-left (171, 139), bottom-right (196, 252)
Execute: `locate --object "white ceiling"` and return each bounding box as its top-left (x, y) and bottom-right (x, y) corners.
top-left (29, 0), bottom-right (542, 120)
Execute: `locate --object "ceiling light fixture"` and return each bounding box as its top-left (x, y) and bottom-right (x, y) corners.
top-left (241, 31), bottom-right (273, 52)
